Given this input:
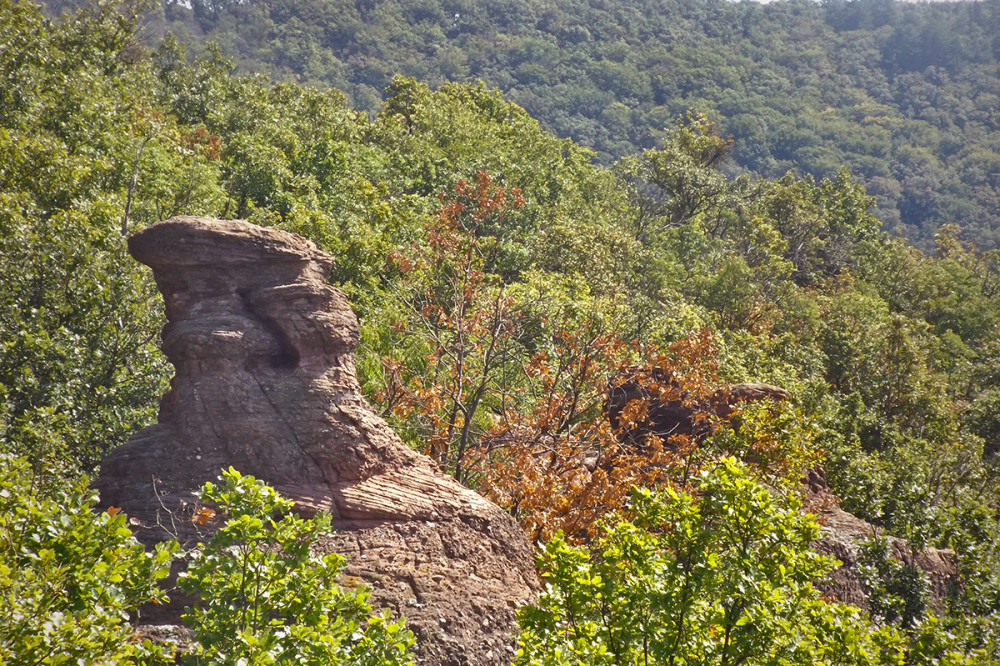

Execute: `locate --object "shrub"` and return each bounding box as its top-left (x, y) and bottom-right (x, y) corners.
top-left (0, 454), bottom-right (176, 664)
top-left (857, 536), bottom-right (928, 629)
top-left (516, 458), bottom-right (905, 666)
top-left (178, 467), bottom-right (416, 666)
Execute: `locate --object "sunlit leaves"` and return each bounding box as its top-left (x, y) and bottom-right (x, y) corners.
top-left (178, 467), bottom-right (415, 666)
top-left (372, 172), bottom-right (528, 478)
top-left (517, 459), bottom-right (906, 666)
top-left (0, 454), bottom-right (176, 664)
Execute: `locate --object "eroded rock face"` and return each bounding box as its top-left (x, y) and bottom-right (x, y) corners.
top-left (803, 468), bottom-right (957, 614)
top-left (94, 217), bottom-right (538, 666)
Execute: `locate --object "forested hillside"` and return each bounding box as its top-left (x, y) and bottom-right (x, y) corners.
top-left (6, 0), bottom-right (1000, 662)
top-left (44, 0), bottom-right (1000, 249)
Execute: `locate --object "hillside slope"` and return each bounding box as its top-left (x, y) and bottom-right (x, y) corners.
top-left (7, 1), bottom-right (1000, 657)
top-left (63, 0), bottom-right (1000, 249)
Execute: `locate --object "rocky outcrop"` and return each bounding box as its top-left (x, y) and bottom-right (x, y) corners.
top-left (605, 365), bottom-right (791, 446)
top-left (94, 217), bottom-right (538, 666)
top-left (802, 468), bottom-right (957, 614)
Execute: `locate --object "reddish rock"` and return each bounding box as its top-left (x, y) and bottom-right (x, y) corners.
top-left (802, 468), bottom-right (957, 614)
top-left (94, 217), bottom-right (538, 666)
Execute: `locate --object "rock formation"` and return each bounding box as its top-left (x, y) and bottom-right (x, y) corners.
top-left (803, 468), bottom-right (957, 614)
top-left (605, 365), bottom-right (792, 446)
top-left (94, 217), bottom-right (539, 666)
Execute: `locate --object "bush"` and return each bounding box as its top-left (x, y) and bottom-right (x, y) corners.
top-left (516, 458), bottom-right (905, 666)
top-left (0, 454), bottom-right (176, 664)
top-left (178, 467), bottom-right (416, 666)
top-left (857, 536), bottom-right (928, 629)
top-left (0, 458), bottom-right (416, 666)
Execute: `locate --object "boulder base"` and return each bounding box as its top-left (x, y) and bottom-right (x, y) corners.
top-left (803, 468), bottom-right (956, 614)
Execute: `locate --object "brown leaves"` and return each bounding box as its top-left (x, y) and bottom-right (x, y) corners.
top-left (373, 172), bottom-right (530, 476)
top-left (372, 173), bottom-right (808, 542)
top-left (181, 125), bottom-right (222, 161)
top-left (191, 507), bottom-right (216, 526)
top-left (466, 327), bottom-right (747, 542)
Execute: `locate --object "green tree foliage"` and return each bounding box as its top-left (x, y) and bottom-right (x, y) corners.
top-left (0, 0), bottom-right (201, 475)
top-left (374, 171), bottom-right (530, 479)
top-left (517, 459), bottom-right (905, 666)
top-left (10, 0), bottom-right (1000, 654)
top-left (178, 467), bottom-right (415, 666)
top-left (857, 536), bottom-right (928, 630)
top-left (617, 113), bottom-right (733, 247)
top-left (0, 452), bottom-right (415, 665)
top-left (133, 0), bottom-right (1000, 249)
top-left (0, 454), bottom-right (176, 664)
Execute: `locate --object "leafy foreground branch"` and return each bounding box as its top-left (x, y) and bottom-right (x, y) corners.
top-left (178, 468), bottom-right (416, 666)
top-left (517, 458), bottom-right (907, 666)
top-left (3, 455), bottom-right (989, 664)
top-left (0, 458), bottom-right (415, 665)
top-left (0, 453), bottom-right (176, 665)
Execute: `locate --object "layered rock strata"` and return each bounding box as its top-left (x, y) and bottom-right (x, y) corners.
top-left (95, 216), bottom-right (538, 666)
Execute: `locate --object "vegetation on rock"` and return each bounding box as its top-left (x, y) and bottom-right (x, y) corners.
top-left (517, 459), bottom-right (907, 666)
top-left (179, 468), bottom-right (416, 666)
top-left (5, 0), bottom-right (1000, 661)
top-left (0, 453), bottom-right (176, 664)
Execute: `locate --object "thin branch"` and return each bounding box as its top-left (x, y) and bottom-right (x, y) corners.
top-left (121, 135), bottom-right (152, 235)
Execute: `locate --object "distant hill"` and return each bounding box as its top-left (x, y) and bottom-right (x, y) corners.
top-left (44, 0), bottom-right (1000, 249)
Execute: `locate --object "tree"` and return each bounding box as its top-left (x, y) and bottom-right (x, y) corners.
top-left (0, 0), bottom-right (193, 475)
top-left (516, 459), bottom-right (906, 666)
top-left (374, 171), bottom-right (528, 480)
top-left (857, 536), bottom-right (928, 630)
top-left (616, 113), bottom-right (733, 248)
top-left (470, 330), bottom-right (746, 541)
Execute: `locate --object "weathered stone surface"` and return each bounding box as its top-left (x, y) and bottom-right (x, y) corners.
top-left (802, 468), bottom-right (957, 613)
top-left (94, 216), bottom-right (538, 666)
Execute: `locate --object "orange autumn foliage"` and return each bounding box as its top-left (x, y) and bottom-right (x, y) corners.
top-left (374, 173), bottom-right (803, 542)
top-left (468, 331), bottom-right (723, 542)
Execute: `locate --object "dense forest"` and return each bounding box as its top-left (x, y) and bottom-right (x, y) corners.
top-left (44, 0), bottom-right (1000, 250)
top-left (5, 0), bottom-right (1000, 662)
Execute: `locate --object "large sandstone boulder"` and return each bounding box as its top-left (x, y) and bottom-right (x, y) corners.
top-left (95, 217), bottom-right (538, 666)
